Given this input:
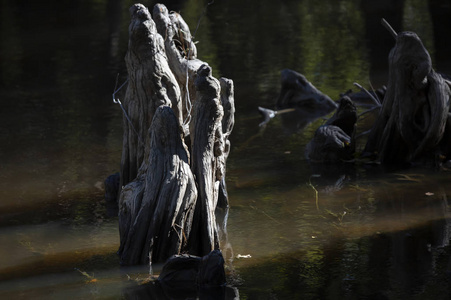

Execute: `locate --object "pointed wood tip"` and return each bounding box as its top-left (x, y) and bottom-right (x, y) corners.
top-left (381, 18), bottom-right (398, 40)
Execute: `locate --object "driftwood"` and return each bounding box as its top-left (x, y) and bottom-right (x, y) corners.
top-left (364, 23), bottom-right (451, 165)
top-left (117, 4), bottom-right (235, 266)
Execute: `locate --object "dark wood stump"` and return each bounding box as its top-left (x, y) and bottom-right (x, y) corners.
top-left (305, 96), bottom-right (357, 163)
top-left (364, 29), bottom-right (451, 165)
top-left (117, 3), bottom-right (235, 266)
top-left (276, 69), bottom-right (337, 114)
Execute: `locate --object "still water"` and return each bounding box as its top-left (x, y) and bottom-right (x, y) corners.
top-left (1, 0), bottom-right (451, 298)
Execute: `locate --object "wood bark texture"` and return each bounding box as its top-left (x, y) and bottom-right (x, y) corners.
top-left (117, 3), bottom-right (235, 266)
top-left (118, 106), bottom-right (197, 265)
top-left (188, 64), bottom-right (225, 256)
top-left (120, 3), bottom-right (183, 188)
top-left (364, 31), bottom-right (451, 165)
top-left (153, 4), bottom-right (204, 127)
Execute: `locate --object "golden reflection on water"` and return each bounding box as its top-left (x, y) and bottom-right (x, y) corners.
top-left (0, 221), bottom-right (119, 277)
top-left (227, 166), bottom-right (451, 260)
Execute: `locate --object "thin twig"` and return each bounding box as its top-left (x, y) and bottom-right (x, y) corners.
top-left (249, 205), bottom-right (282, 225)
top-left (308, 175), bottom-right (320, 211)
top-left (381, 18), bottom-right (398, 39)
top-left (112, 74), bottom-right (145, 146)
top-left (368, 80), bottom-right (381, 105)
top-left (353, 82), bottom-right (381, 106)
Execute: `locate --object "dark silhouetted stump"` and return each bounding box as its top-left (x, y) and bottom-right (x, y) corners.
top-left (117, 3), bottom-right (235, 266)
top-left (364, 30), bottom-right (451, 165)
top-left (276, 69), bottom-right (337, 114)
top-left (305, 96), bottom-right (357, 163)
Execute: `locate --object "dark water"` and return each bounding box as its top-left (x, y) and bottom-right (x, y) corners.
top-left (1, 0), bottom-right (451, 298)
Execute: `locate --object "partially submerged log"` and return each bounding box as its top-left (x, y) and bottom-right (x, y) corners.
top-left (258, 69), bottom-right (338, 131)
top-left (364, 24), bottom-right (451, 165)
top-left (117, 3), bottom-right (235, 266)
top-left (276, 69), bottom-right (338, 114)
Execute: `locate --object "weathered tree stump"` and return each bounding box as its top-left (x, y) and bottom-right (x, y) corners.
top-left (364, 26), bottom-right (451, 165)
top-left (117, 3), bottom-right (235, 266)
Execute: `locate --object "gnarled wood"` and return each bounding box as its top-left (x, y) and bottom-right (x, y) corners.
top-left (217, 78), bottom-right (235, 209)
top-left (153, 4), bottom-right (204, 124)
top-left (364, 30), bottom-right (451, 165)
top-left (188, 64), bottom-right (224, 256)
top-left (117, 3), bottom-right (235, 266)
top-left (118, 106), bottom-right (197, 265)
top-left (120, 3), bottom-right (183, 188)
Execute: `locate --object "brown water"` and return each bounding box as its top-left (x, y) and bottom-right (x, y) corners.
top-left (1, 0), bottom-right (451, 298)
